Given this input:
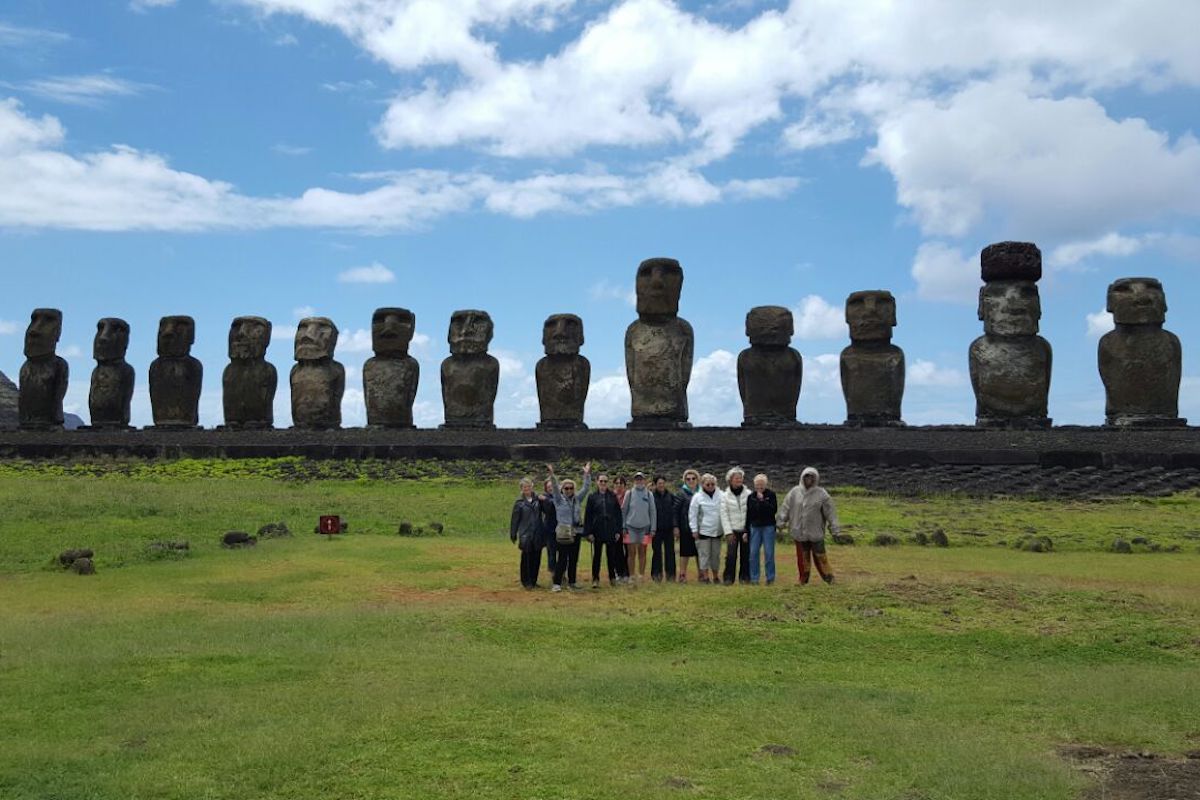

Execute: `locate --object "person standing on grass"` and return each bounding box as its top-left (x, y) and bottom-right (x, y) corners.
top-left (539, 478), bottom-right (558, 578)
top-left (746, 473), bottom-right (778, 585)
top-left (720, 466), bottom-right (751, 585)
top-left (546, 462), bottom-right (591, 592)
top-left (675, 469), bottom-right (700, 582)
top-left (612, 475), bottom-right (630, 581)
top-left (510, 477), bottom-right (544, 589)
top-left (622, 471), bottom-right (656, 582)
top-left (777, 466), bottom-right (839, 585)
top-left (650, 475), bottom-right (677, 582)
top-left (585, 474), bottom-right (625, 588)
top-left (689, 473), bottom-right (724, 584)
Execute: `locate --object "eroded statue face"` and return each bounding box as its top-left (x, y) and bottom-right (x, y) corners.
top-left (372, 308), bottom-right (416, 356)
top-left (745, 306), bottom-right (793, 346)
top-left (448, 310), bottom-right (493, 355)
top-left (295, 317), bottom-right (338, 360)
top-left (24, 308), bottom-right (63, 359)
top-left (542, 314), bottom-right (583, 355)
top-left (846, 291), bottom-right (896, 342)
top-left (1107, 277), bottom-right (1166, 325)
top-left (635, 258), bottom-right (683, 317)
top-left (157, 315), bottom-right (195, 358)
top-left (979, 282), bottom-right (1040, 336)
top-left (94, 318), bottom-right (130, 362)
top-left (229, 316), bottom-right (271, 360)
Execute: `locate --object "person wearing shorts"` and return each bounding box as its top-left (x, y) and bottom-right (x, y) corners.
top-left (688, 473), bottom-right (724, 584)
top-left (622, 471), bottom-right (656, 582)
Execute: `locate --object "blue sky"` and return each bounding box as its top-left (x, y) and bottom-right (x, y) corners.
top-left (2, 0), bottom-right (1198, 428)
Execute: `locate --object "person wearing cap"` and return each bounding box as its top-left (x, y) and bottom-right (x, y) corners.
top-left (777, 466), bottom-right (839, 584)
top-left (622, 471), bottom-right (656, 582)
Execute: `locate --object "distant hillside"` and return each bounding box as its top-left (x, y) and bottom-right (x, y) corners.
top-left (0, 370), bottom-right (84, 429)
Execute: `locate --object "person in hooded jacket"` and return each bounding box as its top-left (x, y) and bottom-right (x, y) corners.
top-left (510, 477), bottom-right (544, 589)
top-left (719, 466), bottom-right (751, 585)
top-left (689, 473), bottom-right (724, 584)
top-left (649, 475), bottom-right (678, 582)
top-left (675, 469), bottom-right (700, 582)
top-left (777, 466), bottom-right (840, 584)
top-left (545, 462), bottom-right (592, 592)
top-left (585, 474), bottom-right (625, 587)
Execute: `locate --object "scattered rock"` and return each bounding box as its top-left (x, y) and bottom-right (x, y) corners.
top-left (1112, 538), bottom-right (1133, 554)
top-left (58, 548), bottom-right (94, 566)
top-left (71, 557), bottom-right (96, 575)
top-left (257, 521), bottom-right (292, 539)
top-left (1131, 536), bottom-right (1149, 545)
top-left (912, 532), bottom-right (929, 546)
top-left (930, 529), bottom-right (950, 547)
top-left (427, 521), bottom-right (445, 535)
top-left (860, 608), bottom-right (884, 618)
top-left (222, 531), bottom-right (256, 548)
top-left (148, 540), bottom-right (189, 551)
top-left (397, 521), bottom-right (414, 536)
top-left (871, 533), bottom-right (900, 547)
top-left (759, 744), bottom-right (796, 756)
top-left (1017, 535), bottom-right (1054, 552)
top-left (832, 532), bottom-right (854, 545)
top-left (663, 777), bottom-right (693, 790)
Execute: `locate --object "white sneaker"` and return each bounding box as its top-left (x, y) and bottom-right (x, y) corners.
top-left (551, 584), bottom-right (562, 592)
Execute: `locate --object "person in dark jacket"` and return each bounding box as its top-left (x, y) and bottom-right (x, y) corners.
top-left (746, 473), bottom-right (778, 585)
top-left (539, 478), bottom-right (558, 576)
top-left (650, 475), bottom-right (677, 582)
top-left (585, 473), bottom-right (625, 587)
top-left (510, 477), bottom-right (543, 589)
top-left (675, 469), bottom-right (700, 582)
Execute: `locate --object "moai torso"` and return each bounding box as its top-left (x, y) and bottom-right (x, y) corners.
top-left (364, 308), bottom-right (420, 428)
top-left (223, 315), bottom-right (277, 429)
top-left (738, 306), bottom-right (801, 427)
top-left (290, 317), bottom-right (343, 430)
top-left (626, 258), bottom-right (693, 429)
top-left (969, 243), bottom-right (1052, 428)
top-left (89, 317), bottom-right (134, 429)
top-left (536, 313), bottom-right (589, 429)
top-left (19, 308), bottom-right (69, 430)
top-left (441, 310), bottom-right (499, 429)
top-left (1098, 277), bottom-right (1184, 426)
top-left (150, 316), bottom-right (202, 428)
top-left (840, 291), bottom-right (904, 426)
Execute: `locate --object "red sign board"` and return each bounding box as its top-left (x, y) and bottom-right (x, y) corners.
top-left (318, 515), bottom-right (342, 535)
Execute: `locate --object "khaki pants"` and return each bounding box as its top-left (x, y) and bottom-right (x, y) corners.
top-left (696, 536), bottom-right (722, 572)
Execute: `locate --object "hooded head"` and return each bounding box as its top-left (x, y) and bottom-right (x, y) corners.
top-left (800, 466), bottom-right (820, 489)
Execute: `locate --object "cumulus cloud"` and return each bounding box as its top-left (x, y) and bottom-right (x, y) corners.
top-left (0, 319), bottom-right (18, 334)
top-left (687, 349), bottom-right (739, 425)
top-left (336, 328), bottom-right (374, 353)
top-left (911, 241), bottom-right (979, 305)
top-left (1048, 232), bottom-right (1144, 268)
top-left (1086, 309), bottom-right (1115, 337)
top-left (908, 359), bottom-right (965, 388)
top-left (338, 262), bottom-right (396, 284)
top-left (793, 295), bottom-right (844, 340)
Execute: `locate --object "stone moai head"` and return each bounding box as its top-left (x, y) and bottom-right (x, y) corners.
top-left (228, 316), bottom-right (272, 360)
top-left (157, 315), bottom-right (195, 358)
top-left (978, 282), bottom-right (1041, 336)
top-left (1107, 277), bottom-right (1166, 325)
top-left (24, 308), bottom-right (63, 359)
top-left (542, 314), bottom-right (584, 356)
top-left (635, 258), bottom-right (684, 318)
top-left (745, 306), bottom-right (794, 347)
top-left (845, 291), bottom-right (896, 342)
top-left (372, 307), bottom-right (416, 357)
top-left (93, 318), bottom-right (130, 362)
top-left (448, 309), bottom-right (493, 355)
top-left (294, 317), bottom-right (338, 361)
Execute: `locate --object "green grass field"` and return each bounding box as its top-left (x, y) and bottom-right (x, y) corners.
top-left (2, 460), bottom-right (1199, 799)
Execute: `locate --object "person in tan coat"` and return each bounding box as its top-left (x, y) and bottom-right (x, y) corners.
top-left (776, 466), bottom-right (839, 584)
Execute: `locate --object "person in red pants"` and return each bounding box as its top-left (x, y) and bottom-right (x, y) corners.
top-left (776, 466), bottom-right (840, 584)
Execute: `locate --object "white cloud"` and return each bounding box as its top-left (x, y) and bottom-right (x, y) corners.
top-left (274, 33), bottom-right (299, 46)
top-left (130, 0), bottom-right (177, 11)
top-left (1048, 232), bottom-right (1144, 268)
top-left (0, 22), bottom-right (70, 47)
top-left (585, 370), bottom-right (631, 428)
top-left (589, 280), bottom-right (636, 307)
top-left (0, 319), bottom-right (17, 334)
top-left (907, 359), bottom-right (965, 388)
top-left (793, 295), bottom-right (844, 340)
top-left (271, 142), bottom-right (312, 156)
top-left (336, 328), bottom-right (374, 353)
top-left (1086, 309), bottom-right (1115, 337)
top-left (687, 349), bottom-right (739, 425)
top-left (293, 305), bottom-right (316, 318)
top-left (338, 262), bottom-right (396, 284)
top-left (782, 116), bottom-right (858, 151)
top-left (8, 74), bottom-right (155, 106)
top-left (911, 241), bottom-right (979, 305)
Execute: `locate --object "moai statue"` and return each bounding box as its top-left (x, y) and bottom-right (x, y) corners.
top-left (440, 310), bottom-right (499, 430)
top-left (968, 242), bottom-right (1052, 428)
top-left (840, 291), bottom-right (905, 426)
top-left (625, 258), bottom-right (693, 429)
top-left (149, 315), bottom-right (202, 429)
top-left (364, 308), bottom-right (420, 429)
top-left (222, 316), bottom-right (276, 430)
top-left (291, 317), bottom-right (344, 430)
top-left (18, 308), bottom-right (68, 430)
top-left (88, 318), bottom-right (134, 429)
top-left (1098, 278), bottom-right (1185, 427)
top-left (738, 306), bottom-right (802, 427)
top-left (536, 313), bottom-right (590, 430)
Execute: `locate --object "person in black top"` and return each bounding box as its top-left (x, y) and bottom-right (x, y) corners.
top-left (584, 474), bottom-right (624, 587)
top-left (650, 475), bottom-right (677, 582)
top-left (675, 468), bottom-right (700, 582)
top-left (510, 477), bottom-right (543, 589)
top-left (539, 478), bottom-right (558, 577)
top-left (746, 472), bottom-right (779, 585)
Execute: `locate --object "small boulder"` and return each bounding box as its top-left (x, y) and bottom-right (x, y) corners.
top-left (931, 529), bottom-right (950, 548)
top-left (71, 557), bottom-right (96, 575)
top-left (257, 522), bottom-right (292, 539)
top-left (832, 532), bottom-right (855, 545)
top-left (1111, 538), bottom-right (1132, 554)
top-left (912, 532), bottom-right (929, 546)
top-left (58, 548), bottom-right (94, 567)
top-left (397, 521), bottom-right (415, 536)
top-left (871, 533), bottom-right (900, 547)
top-left (1131, 536), bottom-right (1149, 545)
top-left (427, 521), bottom-right (445, 535)
top-left (222, 531), bottom-right (256, 548)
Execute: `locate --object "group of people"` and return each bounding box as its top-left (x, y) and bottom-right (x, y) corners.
top-left (508, 463), bottom-right (841, 592)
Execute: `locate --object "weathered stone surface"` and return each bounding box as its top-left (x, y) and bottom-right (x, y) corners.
top-left (970, 244), bottom-right (1052, 429)
top-left (149, 316), bottom-right (202, 429)
top-left (441, 310), bottom-right (499, 430)
top-left (536, 313), bottom-right (589, 430)
top-left (222, 531), bottom-right (256, 548)
top-left (626, 258), bottom-right (693, 429)
top-left (19, 308), bottom-right (69, 431)
top-left (840, 291), bottom-right (904, 427)
top-left (59, 548), bottom-right (94, 566)
top-left (223, 316), bottom-right (276, 430)
top-left (0, 371), bottom-right (18, 429)
top-left (71, 557), bottom-right (96, 575)
top-left (364, 308), bottom-right (419, 429)
top-left (88, 318), bottom-right (135, 430)
top-left (1099, 278), bottom-right (1185, 427)
top-left (291, 317), bottom-right (344, 430)
top-left (738, 306), bottom-right (801, 427)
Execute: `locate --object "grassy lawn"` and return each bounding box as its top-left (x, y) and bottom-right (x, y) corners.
top-left (1, 461), bottom-right (1198, 799)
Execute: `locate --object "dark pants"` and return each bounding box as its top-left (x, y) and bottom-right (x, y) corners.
top-left (591, 539), bottom-right (623, 583)
top-left (553, 537), bottom-right (581, 586)
top-left (795, 540), bottom-right (833, 584)
top-left (650, 530), bottom-right (676, 581)
top-left (520, 544), bottom-right (543, 588)
top-left (723, 532), bottom-right (751, 584)
top-left (544, 535), bottom-right (558, 574)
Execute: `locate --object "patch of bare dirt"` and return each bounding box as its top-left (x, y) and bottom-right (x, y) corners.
top-left (1060, 744), bottom-right (1200, 799)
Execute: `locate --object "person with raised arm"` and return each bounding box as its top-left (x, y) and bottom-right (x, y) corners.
top-left (545, 462), bottom-right (592, 592)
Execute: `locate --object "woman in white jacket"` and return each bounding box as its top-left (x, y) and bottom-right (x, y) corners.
top-left (719, 467), bottom-right (751, 585)
top-left (688, 473), bottom-right (724, 584)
